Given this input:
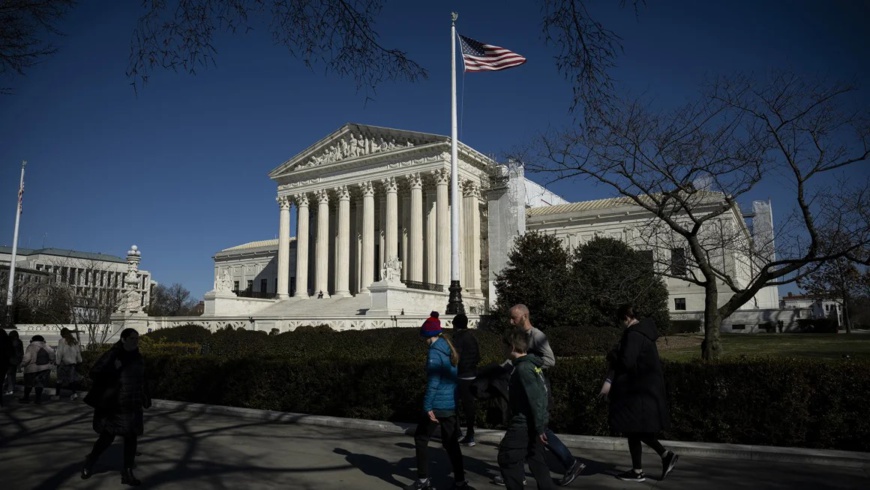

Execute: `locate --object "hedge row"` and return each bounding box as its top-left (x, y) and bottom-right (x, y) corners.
top-left (143, 324), bottom-right (622, 361)
top-left (76, 349), bottom-right (870, 452)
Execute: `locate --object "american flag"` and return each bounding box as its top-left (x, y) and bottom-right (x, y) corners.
top-left (17, 182), bottom-right (24, 214)
top-left (458, 35), bottom-right (526, 72)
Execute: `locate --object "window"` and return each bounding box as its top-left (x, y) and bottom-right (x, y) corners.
top-left (260, 278), bottom-right (268, 293)
top-left (674, 298), bottom-right (686, 311)
top-left (732, 324), bottom-right (746, 330)
top-left (246, 280), bottom-right (253, 293)
top-left (637, 250), bottom-right (654, 270)
top-left (233, 281), bottom-right (239, 293)
top-left (670, 248), bottom-right (687, 276)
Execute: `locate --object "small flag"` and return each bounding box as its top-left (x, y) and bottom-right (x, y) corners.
top-left (458, 35), bottom-right (526, 72)
top-left (17, 182), bottom-right (24, 214)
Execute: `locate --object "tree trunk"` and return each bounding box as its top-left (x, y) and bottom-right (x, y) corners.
top-left (843, 296), bottom-right (852, 334)
top-left (702, 282), bottom-right (723, 360)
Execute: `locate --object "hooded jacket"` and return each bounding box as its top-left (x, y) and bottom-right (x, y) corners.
top-left (21, 341), bottom-right (55, 374)
top-left (608, 318), bottom-right (670, 434)
top-left (422, 336), bottom-right (458, 415)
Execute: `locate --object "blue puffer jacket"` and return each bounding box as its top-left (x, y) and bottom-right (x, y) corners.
top-left (422, 336), bottom-right (458, 414)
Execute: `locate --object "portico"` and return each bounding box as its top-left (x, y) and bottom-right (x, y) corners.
top-left (269, 123), bottom-right (490, 315)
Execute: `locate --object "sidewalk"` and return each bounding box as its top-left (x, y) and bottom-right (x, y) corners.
top-left (1, 399), bottom-right (868, 489)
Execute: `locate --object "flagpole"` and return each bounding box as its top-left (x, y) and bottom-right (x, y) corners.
top-left (5, 160), bottom-right (27, 326)
top-left (447, 12), bottom-right (465, 315)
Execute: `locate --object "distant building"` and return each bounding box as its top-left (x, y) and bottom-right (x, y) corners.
top-left (0, 246), bottom-right (155, 317)
top-left (781, 292), bottom-right (844, 326)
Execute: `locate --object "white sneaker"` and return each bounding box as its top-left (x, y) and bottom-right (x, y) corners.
top-left (70, 393), bottom-right (79, 401)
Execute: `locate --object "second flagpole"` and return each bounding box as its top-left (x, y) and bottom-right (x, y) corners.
top-left (447, 12), bottom-right (465, 315)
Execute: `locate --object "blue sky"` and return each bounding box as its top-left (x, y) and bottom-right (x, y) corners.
top-left (1, 0), bottom-right (868, 299)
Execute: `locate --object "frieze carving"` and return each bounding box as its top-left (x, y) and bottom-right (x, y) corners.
top-left (299, 133), bottom-right (416, 170)
top-left (279, 178), bottom-right (322, 190)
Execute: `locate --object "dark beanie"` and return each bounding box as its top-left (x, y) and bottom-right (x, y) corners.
top-left (31, 335), bottom-right (45, 343)
top-left (453, 313), bottom-right (468, 330)
top-left (420, 311), bottom-right (442, 337)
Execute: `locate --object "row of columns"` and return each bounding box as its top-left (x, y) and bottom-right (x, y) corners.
top-left (275, 169), bottom-right (483, 299)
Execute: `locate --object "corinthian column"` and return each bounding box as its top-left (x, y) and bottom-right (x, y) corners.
top-left (425, 188), bottom-right (437, 284)
top-left (464, 182), bottom-right (482, 295)
top-left (276, 196), bottom-right (291, 299)
top-left (408, 173), bottom-right (424, 282)
top-left (434, 168), bottom-right (450, 288)
top-left (294, 194), bottom-right (310, 298)
top-left (359, 182), bottom-right (375, 293)
top-left (383, 176), bottom-right (399, 262)
top-left (315, 189), bottom-right (331, 298)
top-left (334, 185), bottom-right (351, 297)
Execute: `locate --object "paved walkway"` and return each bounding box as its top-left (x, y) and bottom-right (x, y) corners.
top-left (1, 400), bottom-right (868, 489)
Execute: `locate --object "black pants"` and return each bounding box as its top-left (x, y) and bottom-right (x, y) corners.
top-left (413, 413), bottom-right (465, 482)
top-left (90, 432), bottom-right (138, 469)
top-left (626, 432), bottom-right (666, 470)
top-left (497, 425), bottom-right (555, 490)
top-left (0, 363), bottom-right (7, 405)
top-left (455, 379), bottom-right (476, 437)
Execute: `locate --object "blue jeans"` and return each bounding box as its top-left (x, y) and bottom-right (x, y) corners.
top-left (544, 428), bottom-right (574, 470)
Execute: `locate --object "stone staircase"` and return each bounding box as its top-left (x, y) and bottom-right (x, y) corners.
top-left (253, 294), bottom-right (373, 318)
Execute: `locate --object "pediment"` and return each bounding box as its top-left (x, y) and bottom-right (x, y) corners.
top-left (269, 123), bottom-right (450, 180)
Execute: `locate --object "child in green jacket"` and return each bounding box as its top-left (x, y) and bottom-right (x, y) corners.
top-left (497, 330), bottom-right (556, 489)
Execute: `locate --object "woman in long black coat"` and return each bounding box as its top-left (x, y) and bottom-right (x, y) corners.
top-left (601, 305), bottom-right (679, 483)
top-left (82, 328), bottom-right (150, 486)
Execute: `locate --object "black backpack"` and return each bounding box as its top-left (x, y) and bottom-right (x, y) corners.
top-left (35, 347), bottom-right (50, 366)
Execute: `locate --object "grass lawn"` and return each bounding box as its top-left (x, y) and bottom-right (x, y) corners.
top-left (657, 331), bottom-right (870, 362)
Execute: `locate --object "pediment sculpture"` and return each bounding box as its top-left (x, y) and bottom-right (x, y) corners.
top-left (300, 133), bottom-right (416, 169)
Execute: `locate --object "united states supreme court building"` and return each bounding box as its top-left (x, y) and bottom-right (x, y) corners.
top-left (199, 123), bottom-right (780, 331)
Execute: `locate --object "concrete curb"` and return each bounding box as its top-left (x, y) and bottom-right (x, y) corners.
top-left (149, 399), bottom-right (870, 469)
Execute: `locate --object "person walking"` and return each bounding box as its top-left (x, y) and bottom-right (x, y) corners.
top-left (404, 312), bottom-right (468, 490)
top-left (19, 335), bottom-right (55, 404)
top-left (5, 329), bottom-right (24, 395)
top-left (500, 304), bottom-right (584, 487)
top-left (0, 328), bottom-right (12, 406)
top-left (601, 305), bottom-right (678, 483)
top-left (497, 330), bottom-right (556, 490)
top-left (452, 313), bottom-right (480, 447)
top-left (56, 327), bottom-right (83, 401)
top-left (82, 328), bottom-right (151, 486)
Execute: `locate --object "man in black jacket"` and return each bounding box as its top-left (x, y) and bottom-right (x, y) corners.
top-left (452, 313), bottom-right (480, 446)
top-left (0, 328), bottom-right (13, 406)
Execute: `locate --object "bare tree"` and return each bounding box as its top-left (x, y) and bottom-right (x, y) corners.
top-left (529, 72), bottom-right (870, 360)
top-left (147, 283), bottom-right (198, 316)
top-left (798, 237), bottom-right (870, 333)
top-left (541, 0), bottom-right (644, 115)
top-left (0, 0), bottom-right (76, 94)
top-left (126, 0), bottom-right (428, 93)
